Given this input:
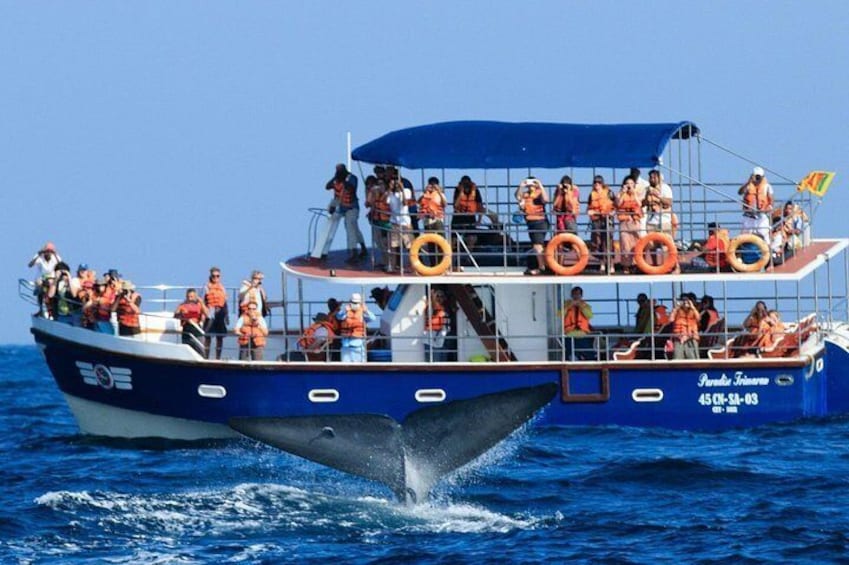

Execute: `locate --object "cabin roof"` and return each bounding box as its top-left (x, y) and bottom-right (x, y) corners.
top-left (351, 120), bottom-right (698, 169)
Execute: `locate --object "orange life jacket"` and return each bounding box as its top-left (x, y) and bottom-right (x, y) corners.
top-left (672, 308), bottom-right (700, 339)
top-left (704, 230), bottom-right (730, 267)
top-left (177, 301), bottom-right (204, 325)
top-left (425, 305), bottom-right (447, 332)
top-left (743, 180), bottom-right (772, 212)
top-left (522, 187), bottom-right (546, 221)
top-left (419, 190), bottom-right (445, 220)
top-left (116, 297), bottom-right (140, 328)
top-left (454, 185), bottom-right (480, 214)
top-left (337, 305), bottom-right (365, 338)
top-left (237, 314), bottom-right (268, 347)
top-left (754, 319), bottom-right (784, 349)
top-left (333, 179), bottom-right (356, 207)
top-left (563, 301), bottom-right (591, 334)
top-left (371, 193), bottom-right (391, 223)
top-left (298, 320), bottom-right (335, 350)
top-left (95, 296), bottom-right (113, 321)
top-left (553, 185), bottom-right (580, 218)
top-left (588, 187), bottom-right (614, 216)
top-left (617, 191), bottom-right (643, 222)
top-left (204, 281), bottom-right (227, 308)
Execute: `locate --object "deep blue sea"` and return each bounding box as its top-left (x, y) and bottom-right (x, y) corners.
top-left (2, 344), bottom-right (849, 564)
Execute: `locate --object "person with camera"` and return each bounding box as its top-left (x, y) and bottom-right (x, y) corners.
top-left (235, 301), bottom-right (269, 360)
top-left (738, 166), bottom-right (774, 243)
top-left (239, 270), bottom-right (269, 317)
top-left (311, 163), bottom-right (368, 264)
top-left (386, 178), bottom-right (413, 273)
top-left (587, 175), bottom-right (615, 273)
top-left (562, 286), bottom-right (594, 360)
top-left (335, 293), bottom-right (376, 363)
top-left (27, 242), bottom-right (62, 316)
top-left (669, 296), bottom-right (700, 360)
top-left (552, 175), bottom-right (580, 235)
top-left (175, 288), bottom-right (209, 355)
top-left (203, 267), bottom-right (230, 359)
top-left (112, 280), bottom-right (142, 337)
top-left (515, 177), bottom-right (550, 275)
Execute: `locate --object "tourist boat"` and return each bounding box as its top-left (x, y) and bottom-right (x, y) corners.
top-left (23, 121), bottom-right (849, 500)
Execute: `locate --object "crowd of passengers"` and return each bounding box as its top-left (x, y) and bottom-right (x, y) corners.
top-left (29, 243), bottom-right (803, 363)
top-left (311, 163), bottom-right (809, 274)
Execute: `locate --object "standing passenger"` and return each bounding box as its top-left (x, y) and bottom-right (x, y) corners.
top-left (235, 301), bottom-right (269, 360)
top-left (239, 270), bottom-right (269, 317)
top-left (335, 293), bottom-right (376, 362)
top-left (616, 177), bottom-right (643, 273)
top-left (175, 288), bottom-right (209, 355)
top-left (311, 164), bottom-right (368, 263)
top-left (562, 286), bottom-right (594, 360)
top-left (587, 175), bottom-right (615, 272)
top-left (203, 267), bottom-right (230, 359)
top-left (669, 296), bottom-right (700, 359)
top-left (552, 175), bottom-right (580, 234)
top-left (738, 166), bottom-right (774, 243)
top-left (112, 280), bottom-right (142, 337)
top-left (386, 179), bottom-right (413, 273)
top-left (451, 176), bottom-right (483, 253)
top-left (516, 177), bottom-right (549, 275)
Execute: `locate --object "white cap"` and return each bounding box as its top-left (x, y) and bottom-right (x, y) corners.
top-left (752, 166), bottom-right (765, 177)
top-left (351, 292), bottom-right (362, 304)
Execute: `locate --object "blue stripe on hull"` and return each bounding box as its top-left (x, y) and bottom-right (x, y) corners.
top-left (36, 330), bottom-right (835, 432)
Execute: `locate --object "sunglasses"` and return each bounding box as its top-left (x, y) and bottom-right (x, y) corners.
top-left (211, 274), bottom-right (220, 278)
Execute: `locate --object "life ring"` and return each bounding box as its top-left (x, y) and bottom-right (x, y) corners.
top-left (544, 233), bottom-right (590, 276)
top-left (726, 234), bottom-right (770, 272)
top-left (634, 233), bottom-right (678, 274)
top-left (409, 234), bottom-right (452, 276)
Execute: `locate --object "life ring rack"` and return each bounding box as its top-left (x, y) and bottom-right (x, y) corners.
top-left (634, 233), bottom-right (678, 275)
top-left (409, 234), bottom-right (453, 276)
top-left (545, 233), bottom-right (590, 276)
top-left (726, 234), bottom-right (770, 272)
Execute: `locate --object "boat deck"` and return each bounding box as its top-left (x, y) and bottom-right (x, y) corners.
top-left (283, 239), bottom-right (847, 284)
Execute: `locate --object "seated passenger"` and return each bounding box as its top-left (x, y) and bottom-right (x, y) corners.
top-left (753, 310), bottom-right (785, 354)
top-left (370, 286), bottom-right (392, 310)
top-left (562, 286), bottom-right (594, 360)
top-left (235, 301), bottom-right (269, 361)
top-left (702, 222), bottom-right (729, 270)
top-left (516, 177), bottom-right (549, 275)
top-left (669, 296), bottom-right (700, 359)
top-left (732, 300), bottom-right (769, 356)
top-left (423, 289), bottom-right (450, 362)
top-left (699, 295), bottom-right (720, 333)
top-left (297, 312), bottom-right (335, 361)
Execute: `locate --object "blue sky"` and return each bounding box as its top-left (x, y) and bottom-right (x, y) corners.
top-left (2, 1), bottom-right (848, 343)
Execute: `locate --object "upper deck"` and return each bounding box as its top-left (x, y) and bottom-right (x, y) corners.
top-left (283, 239), bottom-right (849, 285)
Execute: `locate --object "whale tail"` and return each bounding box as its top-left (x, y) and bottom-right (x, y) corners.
top-left (229, 382), bottom-right (557, 503)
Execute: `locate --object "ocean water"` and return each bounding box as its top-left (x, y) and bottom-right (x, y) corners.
top-left (2, 345), bottom-right (848, 564)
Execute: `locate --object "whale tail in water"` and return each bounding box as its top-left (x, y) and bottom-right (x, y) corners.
top-left (229, 383), bottom-right (557, 503)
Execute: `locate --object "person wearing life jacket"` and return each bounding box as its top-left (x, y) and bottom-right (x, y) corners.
top-left (587, 175), bottom-right (616, 273)
top-left (365, 176), bottom-right (391, 267)
top-left (738, 166), bottom-right (774, 243)
top-left (423, 289), bottom-right (451, 362)
top-left (702, 222), bottom-right (730, 270)
top-left (239, 270), bottom-right (269, 317)
top-left (202, 267), bottom-right (230, 359)
top-left (562, 286), bottom-right (594, 361)
top-left (669, 295), bottom-right (700, 359)
top-left (82, 278), bottom-right (116, 334)
top-left (752, 310), bottom-right (785, 355)
top-left (175, 288), bottom-right (209, 355)
top-left (112, 280), bottom-right (142, 337)
top-left (616, 177), bottom-right (644, 273)
top-left (514, 177), bottom-right (550, 275)
top-left (45, 263), bottom-right (75, 324)
top-left (698, 295), bottom-right (720, 333)
top-left (552, 175), bottom-right (580, 235)
top-left (311, 163), bottom-right (368, 264)
top-left (635, 293), bottom-right (669, 335)
top-left (335, 293), bottom-right (376, 363)
top-left (451, 175), bottom-right (484, 252)
top-left (419, 177), bottom-right (448, 267)
top-left (235, 301), bottom-right (269, 361)
top-left (297, 312), bottom-right (336, 361)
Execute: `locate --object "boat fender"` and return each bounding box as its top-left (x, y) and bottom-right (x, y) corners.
top-left (634, 233), bottom-right (678, 275)
top-left (726, 234), bottom-right (770, 272)
top-left (545, 233), bottom-right (590, 276)
top-left (410, 234), bottom-right (452, 276)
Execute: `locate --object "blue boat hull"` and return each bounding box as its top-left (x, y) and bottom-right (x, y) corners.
top-left (33, 327), bottom-right (846, 435)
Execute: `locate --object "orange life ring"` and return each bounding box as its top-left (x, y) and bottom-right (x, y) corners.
top-left (544, 233), bottom-right (589, 276)
top-left (726, 234), bottom-right (770, 272)
top-left (409, 234), bottom-right (452, 276)
top-left (634, 233), bottom-right (678, 275)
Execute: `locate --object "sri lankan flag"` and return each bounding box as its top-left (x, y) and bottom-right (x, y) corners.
top-left (797, 171), bottom-right (836, 197)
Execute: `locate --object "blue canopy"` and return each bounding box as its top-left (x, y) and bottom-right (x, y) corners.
top-left (352, 120), bottom-right (698, 169)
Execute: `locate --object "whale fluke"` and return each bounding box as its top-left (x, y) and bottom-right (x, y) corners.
top-left (229, 382), bottom-right (557, 502)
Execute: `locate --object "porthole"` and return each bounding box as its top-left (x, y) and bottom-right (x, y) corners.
top-left (308, 389), bottom-right (340, 403)
top-left (415, 389), bottom-right (446, 403)
top-left (197, 384), bottom-right (227, 399)
top-left (631, 388), bottom-right (664, 402)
